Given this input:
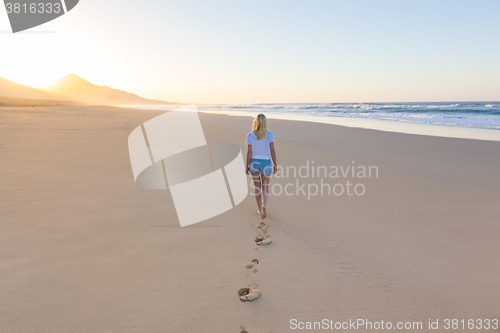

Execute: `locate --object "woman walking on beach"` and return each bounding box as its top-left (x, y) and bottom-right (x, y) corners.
top-left (245, 114), bottom-right (277, 219)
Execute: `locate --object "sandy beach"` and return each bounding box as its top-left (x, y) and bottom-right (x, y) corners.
top-left (1, 105), bottom-right (499, 332)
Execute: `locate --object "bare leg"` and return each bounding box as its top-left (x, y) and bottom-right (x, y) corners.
top-left (251, 173), bottom-right (263, 215)
top-left (261, 174), bottom-right (270, 218)
top-left (261, 174), bottom-right (270, 208)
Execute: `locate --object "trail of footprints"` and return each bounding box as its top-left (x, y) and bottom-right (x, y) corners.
top-left (238, 218), bottom-right (273, 332)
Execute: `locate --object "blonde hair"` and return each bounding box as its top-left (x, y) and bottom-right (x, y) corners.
top-left (252, 114), bottom-right (267, 140)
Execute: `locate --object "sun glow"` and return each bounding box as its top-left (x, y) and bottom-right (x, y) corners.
top-left (0, 29), bottom-right (108, 90)
top-left (3, 72), bottom-right (60, 88)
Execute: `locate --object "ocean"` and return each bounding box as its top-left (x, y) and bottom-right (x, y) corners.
top-left (194, 102), bottom-right (500, 130)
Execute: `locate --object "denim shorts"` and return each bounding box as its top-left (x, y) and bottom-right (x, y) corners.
top-left (249, 158), bottom-right (273, 176)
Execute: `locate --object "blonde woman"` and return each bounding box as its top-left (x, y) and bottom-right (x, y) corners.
top-left (245, 114), bottom-right (277, 219)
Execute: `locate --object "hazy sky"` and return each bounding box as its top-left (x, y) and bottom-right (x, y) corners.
top-left (0, 0), bottom-right (499, 103)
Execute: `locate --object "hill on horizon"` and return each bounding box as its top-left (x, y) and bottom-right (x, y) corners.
top-left (0, 74), bottom-right (176, 106)
top-left (43, 74), bottom-right (175, 106)
top-left (0, 76), bottom-right (58, 100)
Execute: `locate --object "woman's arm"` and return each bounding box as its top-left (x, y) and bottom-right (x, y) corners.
top-left (246, 144), bottom-right (252, 174)
top-left (270, 142), bottom-right (277, 174)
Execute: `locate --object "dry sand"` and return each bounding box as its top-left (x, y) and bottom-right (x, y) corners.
top-left (0, 96), bottom-right (77, 107)
top-left (1, 106), bottom-right (499, 332)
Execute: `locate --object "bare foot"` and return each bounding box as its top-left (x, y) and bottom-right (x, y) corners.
top-left (261, 207), bottom-right (267, 220)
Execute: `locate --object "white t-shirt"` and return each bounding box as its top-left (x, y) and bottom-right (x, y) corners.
top-left (245, 131), bottom-right (274, 160)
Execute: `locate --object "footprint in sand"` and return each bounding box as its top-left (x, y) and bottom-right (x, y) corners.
top-left (257, 222), bottom-right (268, 234)
top-left (246, 259), bottom-right (259, 269)
top-left (246, 259), bottom-right (259, 272)
top-left (255, 235), bottom-right (272, 246)
top-left (238, 288), bottom-right (260, 302)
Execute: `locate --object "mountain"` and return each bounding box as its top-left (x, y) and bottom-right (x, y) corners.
top-left (43, 74), bottom-right (174, 106)
top-left (0, 74), bottom-right (176, 106)
top-left (0, 76), bottom-right (58, 100)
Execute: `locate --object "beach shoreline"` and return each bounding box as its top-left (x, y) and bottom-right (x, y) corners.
top-left (200, 109), bottom-right (500, 142)
top-left (135, 105), bottom-right (500, 142)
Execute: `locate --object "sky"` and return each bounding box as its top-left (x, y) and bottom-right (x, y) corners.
top-left (0, 0), bottom-right (499, 104)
